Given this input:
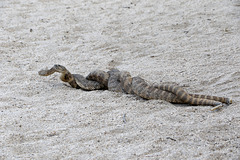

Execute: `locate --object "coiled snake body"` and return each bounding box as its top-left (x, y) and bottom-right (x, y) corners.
top-left (39, 65), bottom-right (232, 110)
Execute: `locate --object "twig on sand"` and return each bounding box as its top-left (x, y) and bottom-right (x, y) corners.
top-left (123, 113), bottom-right (127, 123)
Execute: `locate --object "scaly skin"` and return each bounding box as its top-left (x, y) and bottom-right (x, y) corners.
top-left (39, 64), bottom-right (232, 110)
top-left (38, 65), bottom-right (79, 89)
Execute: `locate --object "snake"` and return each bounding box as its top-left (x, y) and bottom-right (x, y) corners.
top-left (38, 64), bottom-right (232, 110)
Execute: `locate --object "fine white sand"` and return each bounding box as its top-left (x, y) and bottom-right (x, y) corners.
top-left (1, 0), bottom-right (240, 159)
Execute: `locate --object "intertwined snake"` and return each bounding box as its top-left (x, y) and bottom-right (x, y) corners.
top-left (38, 64), bottom-right (232, 110)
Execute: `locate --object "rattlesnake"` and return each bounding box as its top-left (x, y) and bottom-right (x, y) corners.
top-left (38, 64), bottom-right (232, 110)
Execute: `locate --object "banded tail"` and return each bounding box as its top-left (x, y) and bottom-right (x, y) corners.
top-left (156, 84), bottom-right (230, 110)
top-left (189, 94), bottom-right (232, 104)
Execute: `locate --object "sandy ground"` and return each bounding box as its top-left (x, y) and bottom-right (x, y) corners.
top-left (1, 0), bottom-right (240, 159)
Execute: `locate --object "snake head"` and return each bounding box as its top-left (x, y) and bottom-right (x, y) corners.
top-left (53, 64), bottom-right (68, 72)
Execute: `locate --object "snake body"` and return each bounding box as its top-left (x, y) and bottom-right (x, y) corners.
top-left (38, 64), bottom-right (232, 110)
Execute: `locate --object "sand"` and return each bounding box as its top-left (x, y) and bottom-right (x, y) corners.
top-left (0, 0), bottom-right (240, 159)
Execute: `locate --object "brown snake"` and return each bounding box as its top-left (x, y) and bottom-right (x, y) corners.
top-left (38, 64), bottom-right (232, 111)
